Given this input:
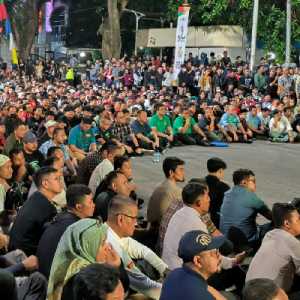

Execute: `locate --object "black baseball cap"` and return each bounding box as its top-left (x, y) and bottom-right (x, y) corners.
top-left (178, 230), bottom-right (225, 263)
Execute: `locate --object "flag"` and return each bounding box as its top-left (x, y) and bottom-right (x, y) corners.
top-left (0, 0), bottom-right (8, 22)
top-left (5, 18), bottom-right (11, 36)
top-left (174, 5), bottom-right (190, 77)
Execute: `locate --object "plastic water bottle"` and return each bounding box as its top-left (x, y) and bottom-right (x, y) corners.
top-left (153, 150), bottom-right (160, 163)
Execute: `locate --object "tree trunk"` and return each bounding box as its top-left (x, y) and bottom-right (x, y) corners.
top-left (9, 0), bottom-right (39, 62)
top-left (100, 0), bottom-right (129, 60)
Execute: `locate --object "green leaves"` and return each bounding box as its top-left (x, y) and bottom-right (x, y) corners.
top-left (168, 0), bottom-right (300, 63)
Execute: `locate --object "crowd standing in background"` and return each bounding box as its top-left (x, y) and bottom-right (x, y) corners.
top-left (0, 51), bottom-right (299, 299)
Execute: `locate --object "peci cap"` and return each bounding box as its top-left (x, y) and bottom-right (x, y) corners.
top-left (44, 120), bottom-right (58, 128)
top-left (23, 131), bottom-right (37, 144)
top-left (178, 230), bottom-right (225, 263)
top-left (0, 154), bottom-right (10, 167)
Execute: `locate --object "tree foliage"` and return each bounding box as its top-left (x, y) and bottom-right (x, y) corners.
top-left (168, 0), bottom-right (300, 63)
top-left (6, 0), bottom-right (45, 61)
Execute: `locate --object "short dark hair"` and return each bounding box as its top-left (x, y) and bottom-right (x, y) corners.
top-left (9, 148), bottom-right (23, 159)
top-left (154, 102), bottom-right (164, 112)
top-left (33, 167), bottom-right (58, 189)
top-left (137, 110), bottom-right (146, 116)
top-left (43, 157), bottom-right (60, 168)
top-left (188, 178), bottom-right (207, 186)
top-left (162, 157), bottom-right (185, 178)
top-left (114, 155), bottom-right (130, 171)
top-left (81, 117), bottom-right (92, 125)
top-left (207, 157), bottom-right (227, 173)
top-left (182, 182), bottom-right (208, 206)
top-left (103, 143), bottom-right (120, 155)
top-left (94, 170), bottom-right (120, 199)
top-left (66, 184), bottom-right (92, 208)
top-left (272, 203), bottom-right (296, 228)
top-left (243, 278), bottom-right (280, 300)
top-left (73, 263), bottom-right (120, 300)
top-left (13, 119), bottom-right (26, 131)
top-left (232, 169), bottom-right (255, 185)
top-left (47, 146), bottom-right (62, 158)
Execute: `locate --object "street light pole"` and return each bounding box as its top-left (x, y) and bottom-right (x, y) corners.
top-left (250, 0), bottom-right (259, 72)
top-left (123, 9), bottom-right (145, 56)
top-left (286, 0), bottom-right (291, 64)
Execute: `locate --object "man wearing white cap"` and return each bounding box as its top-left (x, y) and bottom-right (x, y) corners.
top-left (39, 120), bottom-right (57, 146)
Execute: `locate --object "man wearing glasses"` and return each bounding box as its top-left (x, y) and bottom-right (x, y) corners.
top-left (105, 195), bottom-right (168, 300)
top-left (220, 169), bottom-right (272, 245)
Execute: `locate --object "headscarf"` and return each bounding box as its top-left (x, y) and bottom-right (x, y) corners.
top-left (47, 218), bottom-right (107, 300)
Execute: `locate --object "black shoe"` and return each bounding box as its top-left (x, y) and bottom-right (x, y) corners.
top-left (172, 140), bottom-right (183, 147)
top-left (200, 140), bottom-right (211, 146)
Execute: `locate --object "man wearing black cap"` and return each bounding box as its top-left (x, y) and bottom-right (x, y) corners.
top-left (22, 131), bottom-right (44, 173)
top-left (160, 230), bottom-right (225, 300)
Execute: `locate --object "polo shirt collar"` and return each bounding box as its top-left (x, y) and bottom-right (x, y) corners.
top-left (182, 265), bottom-right (207, 283)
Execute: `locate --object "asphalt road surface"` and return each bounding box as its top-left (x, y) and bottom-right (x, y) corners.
top-left (131, 141), bottom-right (300, 218)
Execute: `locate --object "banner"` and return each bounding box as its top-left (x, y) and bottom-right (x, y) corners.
top-left (174, 5), bottom-right (190, 77)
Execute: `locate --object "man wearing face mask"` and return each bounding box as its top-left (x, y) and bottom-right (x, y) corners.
top-left (160, 230), bottom-right (225, 300)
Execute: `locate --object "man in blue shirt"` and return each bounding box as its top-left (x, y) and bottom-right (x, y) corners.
top-left (160, 230), bottom-right (225, 300)
top-left (247, 106), bottom-right (267, 139)
top-left (131, 110), bottom-right (159, 150)
top-left (68, 117), bottom-right (96, 161)
top-left (220, 169), bottom-right (272, 244)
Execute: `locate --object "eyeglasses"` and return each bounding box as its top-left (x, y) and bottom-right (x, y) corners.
top-left (116, 213), bottom-right (138, 220)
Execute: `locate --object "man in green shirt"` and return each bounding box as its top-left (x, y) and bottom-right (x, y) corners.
top-left (254, 66), bottom-right (267, 92)
top-left (173, 106), bottom-right (210, 146)
top-left (149, 103), bottom-right (174, 148)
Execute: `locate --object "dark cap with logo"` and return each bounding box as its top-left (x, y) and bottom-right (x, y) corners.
top-left (178, 230), bottom-right (225, 262)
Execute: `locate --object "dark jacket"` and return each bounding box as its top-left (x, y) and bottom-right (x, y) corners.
top-left (36, 211), bottom-right (80, 279)
top-left (9, 191), bottom-right (57, 256)
top-left (205, 175), bottom-right (230, 228)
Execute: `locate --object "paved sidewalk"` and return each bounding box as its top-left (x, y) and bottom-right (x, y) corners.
top-left (132, 141), bottom-right (300, 217)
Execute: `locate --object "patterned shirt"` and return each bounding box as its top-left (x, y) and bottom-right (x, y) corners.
top-left (111, 123), bottom-right (133, 144)
top-left (76, 151), bottom-right (103, 185)
top-left (157, 201), bottom-right (216, 255)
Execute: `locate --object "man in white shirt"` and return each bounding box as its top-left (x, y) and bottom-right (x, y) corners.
top-left (269, 109), bottom-right (296, 143)
top-left (105, 195), bottom-right (168, 300)
top-left (88, 143), bottom-right (123, 195)
top-left (162, 181), bottom-right (245, 291)
top-left (246, 203), bottom-right (300, 298)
